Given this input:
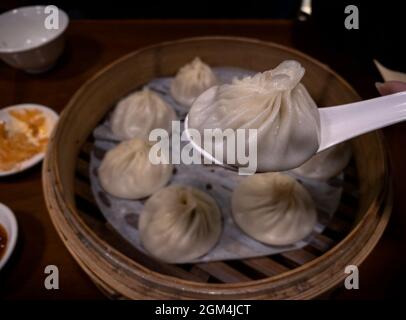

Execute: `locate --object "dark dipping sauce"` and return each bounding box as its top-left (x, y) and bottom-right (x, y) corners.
top-left (0, 224), bottom-right (7, 260)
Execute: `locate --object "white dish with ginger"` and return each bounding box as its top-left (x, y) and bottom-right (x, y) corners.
top-left (0, 103), bottom-right (58, 176)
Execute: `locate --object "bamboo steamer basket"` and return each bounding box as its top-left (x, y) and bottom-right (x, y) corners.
top-left (43, 37), bottom-right (392, 299)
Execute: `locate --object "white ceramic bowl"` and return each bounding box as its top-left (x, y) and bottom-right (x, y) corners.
top-left (0, 203), bottom-right (18, 271)
top-left (0, 6), bottom-right (69, 73)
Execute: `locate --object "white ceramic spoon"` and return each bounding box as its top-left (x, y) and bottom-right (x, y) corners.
top-left (184, 89), bottom-right (406, 172)
top-left (317, 91), bottom-right (406, 151)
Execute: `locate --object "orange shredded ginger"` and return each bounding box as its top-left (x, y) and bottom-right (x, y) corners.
top-left (0, 109), bottom-right (49, 171)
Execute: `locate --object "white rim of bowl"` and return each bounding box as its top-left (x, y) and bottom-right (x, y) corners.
top-left (0, 203), bottom-right (18, 271)
top-left (0, 5), bottom-right (69, 53)
top-left (0, 103), bottom-right (59, 177)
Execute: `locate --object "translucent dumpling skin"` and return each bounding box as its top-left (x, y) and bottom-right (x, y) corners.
top-left (188, 60), bottom-right (321, 172)
top-left (231, 172), bottom-right (317, 246)
top-left (291, 142), bottom-right (351, 180)
top-left (170, 57), bottom-right (218, 108)
top-left (139, 185), bottom-right (222, 263)
top-left (98, 138), bottom-right (172, 199)
top-left (111, 88), bottom-right (176, 141)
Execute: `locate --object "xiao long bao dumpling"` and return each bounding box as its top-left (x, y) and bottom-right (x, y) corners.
top-left (98, 138), bottom-right (172, 199)
top-left (139, 185), bottom-right (222, 263)
top-left (188, 60), bottom-right (320, 172)
top-left (111, 88), bottom-right (177, 141)
top-left (170, 57), bottom-right (218, 108)
top-left (291, 142), bottom-right (352, 180)
top-left (231, 173), bottom-right (317, 246)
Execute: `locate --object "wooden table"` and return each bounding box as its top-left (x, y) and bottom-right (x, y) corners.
top-left (1, 20), bottom-right (405, 300)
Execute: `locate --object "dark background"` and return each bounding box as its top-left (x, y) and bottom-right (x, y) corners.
top-left (0, 0), bottom-right (404, 72)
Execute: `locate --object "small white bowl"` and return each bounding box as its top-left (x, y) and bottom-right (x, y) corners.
top-left (0, 6), bottom-right (69, 73)
top-left (0, 103), bottom-right (59, 177)
top-left (0, 203), bottom-right (18, 271)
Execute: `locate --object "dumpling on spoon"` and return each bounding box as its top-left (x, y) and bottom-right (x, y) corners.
top-left (231, 172), bottom-right (317, 246)
top-left (111, 88), bottom-right (176, 141)
top-left (139, 185), bottom-right (222, 263)
top-left (170, 57), bottom-right (218, 108)
top-left (188, 60), bottom-right (320, 172)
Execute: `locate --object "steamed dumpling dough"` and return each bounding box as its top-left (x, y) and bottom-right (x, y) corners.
top-left (231, 172), bottom-right (317, 246)
top-left (291, 143), bottom-right (351, 180)
top-left (170, 57), bottom-right (218, 108)
top-left (111, 88), bottom-right (176, 140)
top-left (188, 60), bottom-right (320, 172)
top-left (139, 185), bottom-right (222, 263)
top-left (98, 138), bottom-right (172, 199)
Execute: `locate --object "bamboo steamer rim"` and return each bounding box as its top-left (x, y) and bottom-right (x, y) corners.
top-left (43, 36), bottom-right (392, 299)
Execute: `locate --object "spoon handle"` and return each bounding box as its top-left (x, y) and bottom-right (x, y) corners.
top-left (318, 91), bottom-right (406, 151)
